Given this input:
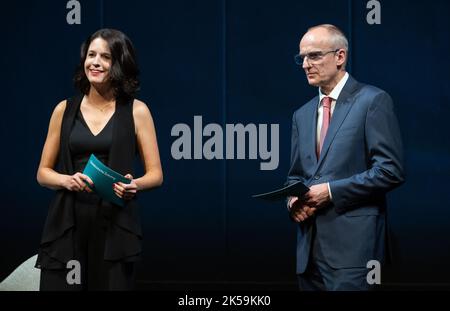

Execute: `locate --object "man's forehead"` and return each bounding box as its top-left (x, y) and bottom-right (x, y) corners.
top-left (300, 31), bottom-right (331, 50)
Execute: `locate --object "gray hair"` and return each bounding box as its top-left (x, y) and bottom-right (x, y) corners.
top-left (308, 24), bottom-right (349, 51)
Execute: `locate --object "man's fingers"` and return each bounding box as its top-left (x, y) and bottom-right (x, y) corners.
top-left (304, 207), bottom-right (317, 216)
top-left (290, 206), bottom-right (317, 222)
top-left (302, 196), bottom-right (314, 206)
top-left (289, 196), bottom-right (299, 208)
top-left (290, 210), bottom-right (300, 223)
top-left (291, 210), bottom-right (307, 223)
top-left (303, 191), bottom-right (311, 201)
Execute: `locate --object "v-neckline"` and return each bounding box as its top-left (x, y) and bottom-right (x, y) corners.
top-left (79, 108), bottom-right (115, 137)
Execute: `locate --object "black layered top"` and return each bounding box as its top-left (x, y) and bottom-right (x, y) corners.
top-left (70, 108), bottom-right (113, 171)
top-left (36, 94), bottom-right (142, 269)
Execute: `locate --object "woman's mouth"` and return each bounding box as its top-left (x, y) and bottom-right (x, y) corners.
top-left (89, 69), bottom-right (104, 76)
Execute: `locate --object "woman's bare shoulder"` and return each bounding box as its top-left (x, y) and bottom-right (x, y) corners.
top-left (53, 99), bottom-right (68, 116)
top-left (132, 98), bottom-right (150, 113)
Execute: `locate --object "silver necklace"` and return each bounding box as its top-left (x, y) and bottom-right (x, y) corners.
top-left (89, 100), bottom-right (115, 112)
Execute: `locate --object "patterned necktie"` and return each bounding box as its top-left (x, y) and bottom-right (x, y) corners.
top-left (318, 96), bottom-right (332, 158)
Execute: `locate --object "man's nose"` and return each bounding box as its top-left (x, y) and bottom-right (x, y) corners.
top-left (302, 58), bottom-right (311, 69)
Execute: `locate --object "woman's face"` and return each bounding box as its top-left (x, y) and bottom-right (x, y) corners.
top-left (84, 37), bottom-right (112, 86)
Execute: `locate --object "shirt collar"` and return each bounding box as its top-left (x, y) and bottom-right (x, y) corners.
top-left (318, 72), bottom-right (349, 104)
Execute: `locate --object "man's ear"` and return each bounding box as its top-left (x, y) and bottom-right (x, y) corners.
top-left (334, 49), bottom-right (345, 66)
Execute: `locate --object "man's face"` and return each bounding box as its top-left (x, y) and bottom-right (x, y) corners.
top-left (299, 28), bottom-right (345, 89)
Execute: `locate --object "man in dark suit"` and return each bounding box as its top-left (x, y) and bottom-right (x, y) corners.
top-left (286, 24), bottom-right (405, 290)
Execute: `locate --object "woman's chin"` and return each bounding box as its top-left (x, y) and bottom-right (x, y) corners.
top-left (89, 80), bottom-right (109, 88)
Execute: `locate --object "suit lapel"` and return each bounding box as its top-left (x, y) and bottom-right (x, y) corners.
top-left (316, 76), bottom-right (360, 168)
top-left (304, 96), bottom-right (319, 165)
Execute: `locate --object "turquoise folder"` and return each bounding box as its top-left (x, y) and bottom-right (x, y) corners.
top-left (82, 154), bottom-right (131, 207)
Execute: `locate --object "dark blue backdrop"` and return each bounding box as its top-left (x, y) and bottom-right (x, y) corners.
top-left (1, 0), bottom-right (449, 289)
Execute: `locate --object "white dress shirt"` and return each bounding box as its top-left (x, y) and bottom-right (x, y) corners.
top-left (317, 72), bottom-right (349, 200)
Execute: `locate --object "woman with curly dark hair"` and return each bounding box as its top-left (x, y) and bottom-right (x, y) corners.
top-left (35, 29), bottom-right (163, 290)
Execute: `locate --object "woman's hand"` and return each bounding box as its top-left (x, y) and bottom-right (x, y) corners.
top-left (113, 174), bottom-right (138, 200)
top-left (62, 172), bottom-right (94, 192)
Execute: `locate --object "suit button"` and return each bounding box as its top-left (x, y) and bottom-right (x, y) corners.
top-left (314, 175), bottom-right (321, 180)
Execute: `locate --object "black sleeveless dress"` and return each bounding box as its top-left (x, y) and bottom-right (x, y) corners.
top-left (39, 107), bottom-right (136, 291)
top-left (70, 108), bottom-right (112, 174)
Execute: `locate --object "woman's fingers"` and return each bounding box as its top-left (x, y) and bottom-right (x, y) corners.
top-left (72, 175), bottom-right (85, 191)
top-left (68, 172), bottom-right (139, 198)
top-left (117, 182), bottom-right (137, 190)
top-left (79, 174), bottom-right (94, 193)
top-left (81, 174), bottom-right (94, 188)
top-left (113, 183), bottom-right (123, 197)
top-left (114, 181), bottom-right (137, 200)
top-left (68, 173), bottom-right (95, 192)
top-left (113, 173), bottom-right (138, 199)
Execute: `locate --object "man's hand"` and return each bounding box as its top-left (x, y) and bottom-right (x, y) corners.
top-left (303, 183), bottom-right (330, 209)
top-left (289, 196), bottom-right (317, 223)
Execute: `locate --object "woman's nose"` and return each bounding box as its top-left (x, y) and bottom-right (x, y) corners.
top-left (92, 55), bottom-right (101, 66)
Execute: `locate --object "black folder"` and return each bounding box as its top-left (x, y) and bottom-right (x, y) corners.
top-left (252, 181), bottom-right (310, 201)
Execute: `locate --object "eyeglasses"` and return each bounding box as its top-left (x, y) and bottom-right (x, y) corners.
top-left (294, 49), bottom-right (339, 65)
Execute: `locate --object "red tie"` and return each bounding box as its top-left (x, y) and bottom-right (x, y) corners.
top-left (318, 96), bottom-right (332, 158)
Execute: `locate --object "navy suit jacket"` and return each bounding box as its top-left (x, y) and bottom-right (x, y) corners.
top-left (287, 75), bottom-right (405, 273)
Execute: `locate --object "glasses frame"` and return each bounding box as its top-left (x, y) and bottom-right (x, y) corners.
top-left (294, 49), bottom-right (340, 65)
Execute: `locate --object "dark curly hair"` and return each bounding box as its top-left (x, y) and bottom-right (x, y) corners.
top-left (74, 28), bottom-right (140, 100)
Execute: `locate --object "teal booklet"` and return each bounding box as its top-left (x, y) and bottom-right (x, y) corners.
top-left (82, 154), bottom-right (131, 207)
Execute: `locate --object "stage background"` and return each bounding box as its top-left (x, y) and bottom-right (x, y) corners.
top-left (1, 0), bottom-right (449, 289)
